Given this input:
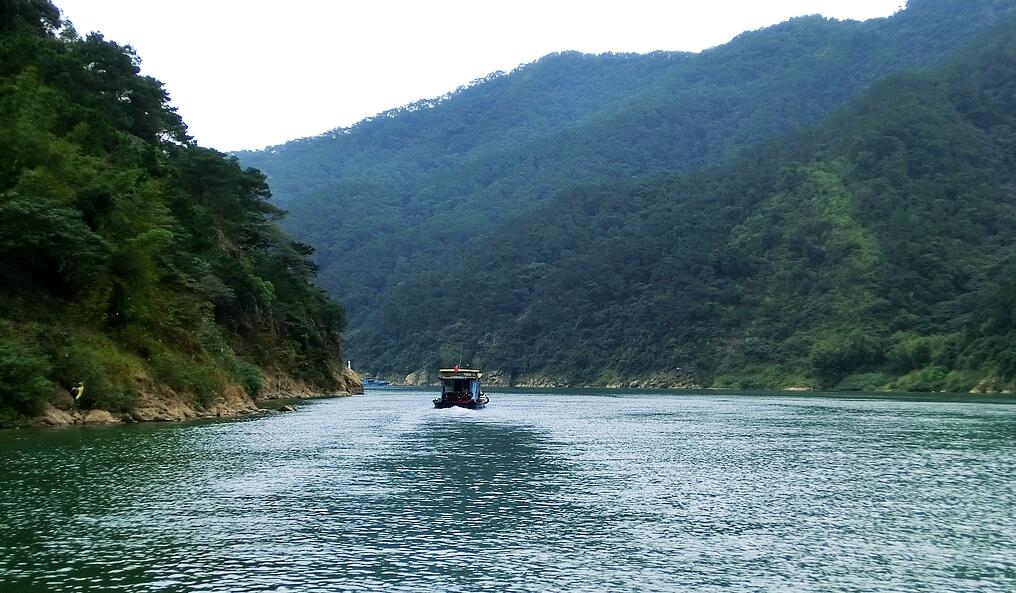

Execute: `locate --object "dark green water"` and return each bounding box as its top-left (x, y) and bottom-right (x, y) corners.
top-left (1, 390), bottom-right (1015, 592)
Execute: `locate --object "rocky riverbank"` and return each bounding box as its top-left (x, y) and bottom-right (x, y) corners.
top-left (29, 367), bottom-right (363, 427)
top-left (389, 367), bottom-right (1013, 394)
top-left (396, 368), bottom-right (702, 389)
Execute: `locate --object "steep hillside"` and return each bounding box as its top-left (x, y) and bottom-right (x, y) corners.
top-left (0, 1), bottom-right (357, 427)
top-left (238, 0), bottom-right (1016, 324)
top-left (358, 20), bottom-right (1016, 391)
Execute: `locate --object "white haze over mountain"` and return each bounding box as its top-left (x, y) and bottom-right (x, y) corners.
top-left (57, 0), bottom-right (905, 151)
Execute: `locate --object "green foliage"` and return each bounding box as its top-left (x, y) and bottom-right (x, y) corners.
top-left (50, 331), bottom-right (137, 412)
top-left (235, 0), bottom-right (1016, 389)
top-left (147, 349), bottom-right (226, 408)
top-left (0, 0), bottom-right (347, 421)
top-left (231, 359), bottom-right (263, 398)
top-left (0, 194), bottom-right (110, 293)
top-left (890, 367), bottom-right (951, 392)
top-left (238, 7), bottom-right (1010, 305)
top-left (887, 333), bottom-right (938, 373)
top-left (341, 12), bottom-right (1016, 389)
top-left (0, 339), bottom-right (53, 425)
top-left (835, 372), bottom-right (891, 392)
top-left (0, 0), bottom-right (60, 36)
top-left (809, 333), bottom-right (884, 384)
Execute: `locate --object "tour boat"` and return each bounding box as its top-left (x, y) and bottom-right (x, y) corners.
top-left (434, 366), bottom-right (489, 409)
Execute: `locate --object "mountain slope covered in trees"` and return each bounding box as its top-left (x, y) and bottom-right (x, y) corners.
top-left (234, 0), bottom-right (1016, 391)
top-left (238, 0), bottom-right (1016, 328)
top-left (0, 1), bottom-right (356, 426)
top-left (358, 19), bottom-right (1016, 391)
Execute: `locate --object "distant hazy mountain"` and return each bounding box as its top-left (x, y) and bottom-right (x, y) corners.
top-left (238, 0), bottom-right (1016, 390)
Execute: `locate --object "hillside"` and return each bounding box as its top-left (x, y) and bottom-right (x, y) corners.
top-left (0, 1), bottom-right (358, 427)
top-left (237, 0), bottom-right (1016, 329)
top-left (357, 19), bottom-right (1016, 391)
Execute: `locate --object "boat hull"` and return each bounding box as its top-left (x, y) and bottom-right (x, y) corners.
top-left (433, 399), bottom-right (486, 410)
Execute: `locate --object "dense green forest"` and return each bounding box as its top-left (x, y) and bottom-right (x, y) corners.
top-left (0, 1), bottom-right (353, 426)
top-left (357, 19), bottom-right (1016, 391)
top-left (238, 0), bottom-right (1016, 325)
top-left (238, 0), bottom-right (1016, 390)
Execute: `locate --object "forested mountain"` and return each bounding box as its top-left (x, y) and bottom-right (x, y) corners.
top-left (234, 0), bottom-right (1016, 391)
top-left (358, 21), bottom-right (1016, 391)
top-left (238, 0), bottom-right (1016, 325)
top-left (0, 1), bottom-right (355, 426)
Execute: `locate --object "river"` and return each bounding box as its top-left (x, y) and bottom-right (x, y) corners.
top-left (1, 389), bottom-right (1014, 592)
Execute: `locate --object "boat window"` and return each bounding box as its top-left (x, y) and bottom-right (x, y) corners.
top-left (443, 379), bottom-right (472, 393)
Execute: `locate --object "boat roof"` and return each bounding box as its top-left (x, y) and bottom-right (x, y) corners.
top-left (438, 368), bottom-right (481, 379)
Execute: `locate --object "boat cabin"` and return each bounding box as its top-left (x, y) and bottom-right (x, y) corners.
top-left (434, 367), bottom-right (488, 409)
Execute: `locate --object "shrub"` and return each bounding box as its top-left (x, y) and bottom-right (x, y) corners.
top-left (148, 349), bottom-right (225, 408)
top-left (891, 366), bottom-right (949, 392)
top-left (231, 359), bottom-right (263, 397)
top-left (0, 340), bottom-right (54, 425)
top-left (0, 196), bottom-right (110, 294)
top-left (836, 372), bottom-right (890, 392)
top-left (50, 334), bottom-right (137, 413)
top-left (886, 332), bottom-right (931, 373)
top-left (809, 331), bottom-right (884, 383)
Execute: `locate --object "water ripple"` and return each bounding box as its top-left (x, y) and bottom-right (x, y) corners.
top-left (1, 391), bottom-right (1015, 592)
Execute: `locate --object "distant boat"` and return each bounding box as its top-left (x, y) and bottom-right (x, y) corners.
top-left (434, 366), bottom-right (488, 409)
top-left (362, 377), bottom-right (389, 387)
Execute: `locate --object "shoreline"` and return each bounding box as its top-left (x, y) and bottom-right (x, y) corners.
top-left (382, 380), bottom-right (1015, 396)
top-left (22, 375), bottom-right (1014, 429)
top-left (27, 390), bottom-right (359, 429)
top-left (22, 367), bottom-right (365, 429)
top-left (392, 368), bottom-right (1015, 395)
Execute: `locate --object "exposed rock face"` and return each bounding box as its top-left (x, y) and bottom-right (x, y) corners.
top-left (397, 367), bottom-right (701, 389)
top-left (602, 368), bottom-right (701, 389)
top-left (339, 366), bottom-right (365, 395)
top-left (83, 409), bottom-right (118, 423)
top-left (35, 406), bottom-right (85, 426)
top-left (30, 366), bottom-right (363, 427)
top-left (403, 370), bottom-right (435, 386)
top-left (128, 380), bottom-right (254, 423)
top-left (259, 373), bottom-right (321, 399)
top-left (483, 372), bottom-right (570, 388)
top-left (260, 365), bottom-right (363, 398)
top-left (969, 378), bottom-right (1015, 394)
top-left (33, 406), bottom-right (123, 426)
top-left (482, 368), bottom-right (702, 389)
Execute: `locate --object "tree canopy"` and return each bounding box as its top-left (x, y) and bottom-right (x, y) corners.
top-left (355, 20), bottom-right (1016, 391)
top-left (0, 0), bottom-right (348, 425)
top-left (238, 0), bottom-right (1016, 391)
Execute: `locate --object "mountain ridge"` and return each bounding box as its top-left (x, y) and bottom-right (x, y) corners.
top-left (236, 0), bottom-right (1016, 391)
top-left (358, 19), bottom-right (1016, 391)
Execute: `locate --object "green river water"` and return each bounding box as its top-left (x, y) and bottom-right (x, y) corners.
top-left (1, 389), bottom-right (1014, 592)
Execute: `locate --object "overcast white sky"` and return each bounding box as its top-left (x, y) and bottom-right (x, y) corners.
top-left (56, 0), bottom-right (906, 151)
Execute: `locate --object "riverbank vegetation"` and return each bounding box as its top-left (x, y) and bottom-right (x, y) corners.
top-left (0, 1), bottom-right (350, 426)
